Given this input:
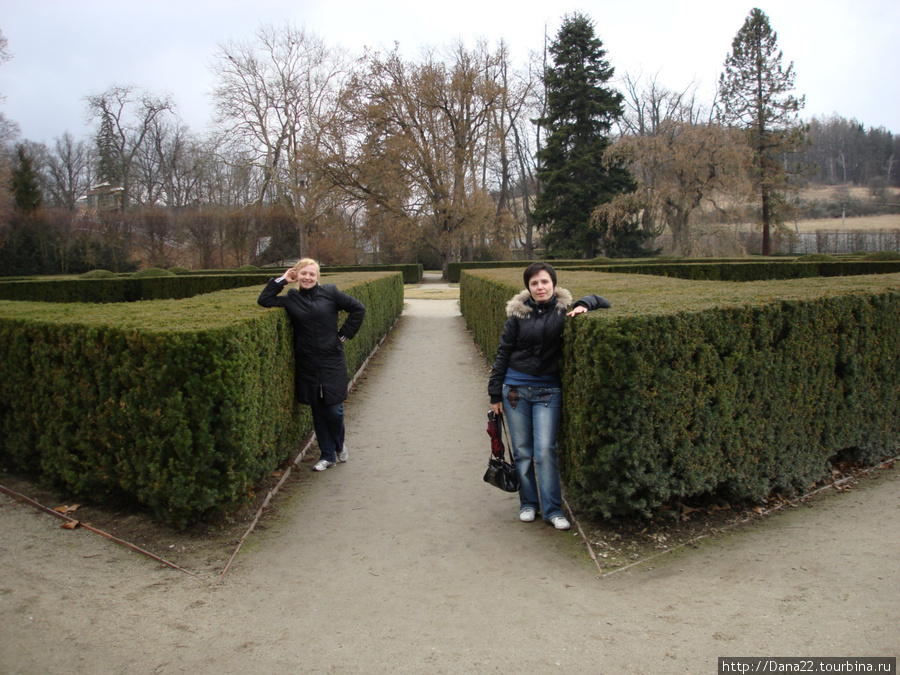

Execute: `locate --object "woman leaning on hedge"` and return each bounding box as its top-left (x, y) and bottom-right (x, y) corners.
top-left (258, 258), bottom-right (366, 472)
top-left (488, 262), bottom-right (611, 530)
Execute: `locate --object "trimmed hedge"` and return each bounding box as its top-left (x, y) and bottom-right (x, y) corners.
top-left (0, 272), bottom-right (275, 303)
top-left (450, 257), bottom-right (900, 284)
top-left (449, 259), bottom-right (609, 283)
top-left (321, 263), bottom-right (422, 284)
top-left (461, 268), bottom-right (900, 519)
top-left (79, 269), bottom-right (117, 279)
top-left (0, 271), bottom-right (403, 527)
top-left (568, 260), bottom-right (900, 282)
top-left (0, 264), bottom-right (423, 303)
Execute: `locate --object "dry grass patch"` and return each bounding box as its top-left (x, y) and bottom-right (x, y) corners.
top-left (790, 213), bottom-right (900, 232)
top-left (404, 286), bottom-right (460, 300)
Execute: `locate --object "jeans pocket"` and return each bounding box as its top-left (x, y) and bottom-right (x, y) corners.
top-left (534, 388), bottom-right (561, 408)
top-left (504, 385), bottom-right (520, 409)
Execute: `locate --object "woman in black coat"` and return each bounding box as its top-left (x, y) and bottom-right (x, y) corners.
top-left (258, 258), bottom-right (366, 471)
top-left (488, 262), bottom-right (610, 529)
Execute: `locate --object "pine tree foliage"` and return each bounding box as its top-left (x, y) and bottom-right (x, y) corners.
top-left (718, 7), bottom-right (806, 256)
top-left (11, 145), bottom-right (42, 213)
top-left (532, 13), bottom-right (635, 258)
top-left (95, 114), bottom-right (123, 187)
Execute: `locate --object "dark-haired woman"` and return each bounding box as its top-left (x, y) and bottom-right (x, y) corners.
top-left (488, 262), bottom-right (610, 529)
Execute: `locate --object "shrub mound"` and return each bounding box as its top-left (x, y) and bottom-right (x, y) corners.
top-left (864, 250), bottom-right (900, 261)
top-left (80, 269), bottom-right (117, 279)
top-left (132, 267), bottom-right (174, 278)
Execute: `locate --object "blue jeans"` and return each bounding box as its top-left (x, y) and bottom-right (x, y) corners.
top-left (501, 384), bottom-right (563, 520)
top-left (311, 399), bottom-right (345, 463)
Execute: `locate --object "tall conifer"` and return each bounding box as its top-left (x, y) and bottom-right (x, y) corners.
top-left (95, 114), bottom-right (123, 187)
top-left (532, 13), bottom-right (634, 258)
top-left (718, 7), bottom-right (806, 255)
top-left (11, 145), bottom-right (42, 214)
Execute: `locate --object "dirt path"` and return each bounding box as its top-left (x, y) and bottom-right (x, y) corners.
top-left (1, 279), bottom-right (898, 673)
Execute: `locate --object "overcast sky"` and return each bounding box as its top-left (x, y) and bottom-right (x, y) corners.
top-left (2, 0), bottom-right (898, 145)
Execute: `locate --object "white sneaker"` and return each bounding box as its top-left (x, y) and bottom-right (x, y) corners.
top-left (312, 459), bottom-right (336, 472)
top-left (519, 508), bottom-right (536, 523)
top-left (550, 516), bottom-right (571, 530)
top-left (337, 446), bottom-right (349, 463)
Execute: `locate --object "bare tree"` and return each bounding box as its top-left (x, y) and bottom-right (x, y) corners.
top-left (617, 70), bottom-right (705, 137)
top-left (0, 29), bottom-right (20, 223)
top-left (128, 208), bottom-right (179, 268)
top-left (38, 133), bottom-right (94, 210)
top-left (210, 22), bottom-right (352, 256)
top-left (599, 120), bottom-right (751, 255)
top-left (178, 208), bottom-right (220, 268)
top-left (223, 206), bottom-right (263, 266)
top-left (85, 85), bottom-right (174, 209)
top-left (486, 41), bottom-right (542, 259)
top-left (319, 41), bottom-right (505, 276)
top-left (132, 116), bottom-right (206, 208)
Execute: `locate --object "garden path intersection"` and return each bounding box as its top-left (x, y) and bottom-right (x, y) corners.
top-left (1, 276), bottom-right (898, 673)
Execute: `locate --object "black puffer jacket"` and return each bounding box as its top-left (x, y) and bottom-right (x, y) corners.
top-left (488, 287), bottom-right (610, 403)
top-left (258, 279), bottom-right (366, 405)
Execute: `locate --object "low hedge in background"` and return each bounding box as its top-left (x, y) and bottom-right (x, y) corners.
top-left (0, 272), bottom-right (403, 527)
top-left (449, 259), bottom-right (609, 283)
top-left (165, 264), bottom-right (422, 283)
top-left (0, 272), bottom-right (274, 303)
top-left (568, 260), bottom-right (900, 281)
top-left (0, 263), bottom-right (422, 303)
top-left (450, 257), bottom-right (900, 283)
top-left (321, 263), bottom-right (422, 284)
top-left (461, 268), bottom-right (900, 519)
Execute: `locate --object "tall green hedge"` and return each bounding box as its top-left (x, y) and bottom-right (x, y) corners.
top-left (0, 272), bottom-right (403, 527)
top-left (461, 268), bottom-right (900, 518)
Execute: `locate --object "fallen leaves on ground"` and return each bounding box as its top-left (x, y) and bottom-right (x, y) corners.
top-left (53, 504), bottom-right (80, 515)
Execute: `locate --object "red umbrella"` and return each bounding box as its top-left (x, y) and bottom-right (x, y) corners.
top-left (486, 410), bottom-right (504, 458)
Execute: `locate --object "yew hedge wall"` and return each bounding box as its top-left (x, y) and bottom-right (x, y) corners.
top-left (0, 263), bottom-right (423, 303)
top-left (461, 268), bottom-right (900, 519)
top-left (449, 258), bottom-right (900, 283)
top-left (0, 273), bottom-right (274, 303)
top-left (0, 271), bottom-right (403, 527)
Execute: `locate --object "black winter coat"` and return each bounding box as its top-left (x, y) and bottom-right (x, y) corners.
top-left (258, 279), bottom-right (366, 405)
top-left (488, 287), bottom-right (610, 403)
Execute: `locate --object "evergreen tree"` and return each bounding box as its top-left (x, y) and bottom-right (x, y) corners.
top-left (602, 217), bottom-right (659, 259)
top-left (11, 145), bottom-right (42, 213)
top-left (94, 113), bottom-right (123, 187)
top-left (718, 7), bottom-right (806, 256)
top-left (532, 13), bottom-right (635, 258)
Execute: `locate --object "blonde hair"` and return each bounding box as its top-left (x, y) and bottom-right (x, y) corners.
top-left (292, 258), bottom-right (320, 275)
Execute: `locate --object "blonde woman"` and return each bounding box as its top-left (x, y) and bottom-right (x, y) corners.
top-left (258, 259), bottom-right (366, 471)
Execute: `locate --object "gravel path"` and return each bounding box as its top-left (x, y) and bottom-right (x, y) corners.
top-left (1, 280), bottom-right (898, 673)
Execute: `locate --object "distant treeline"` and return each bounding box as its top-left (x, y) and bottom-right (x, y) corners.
top-left (801, 114), bottom-right (899, 189)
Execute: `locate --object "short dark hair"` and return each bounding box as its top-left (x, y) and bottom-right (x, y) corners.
top-left (523, 261), bottom-right (557, 288)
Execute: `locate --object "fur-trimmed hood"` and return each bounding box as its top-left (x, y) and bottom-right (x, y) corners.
top-left (505, 287), bottom-right (573, 319)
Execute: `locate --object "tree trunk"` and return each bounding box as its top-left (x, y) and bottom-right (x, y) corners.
top-left (760, 186), bottom-right (772, 256)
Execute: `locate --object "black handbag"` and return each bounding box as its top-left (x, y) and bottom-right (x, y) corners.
top-left (483, 411), bottom-right (520, 492)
